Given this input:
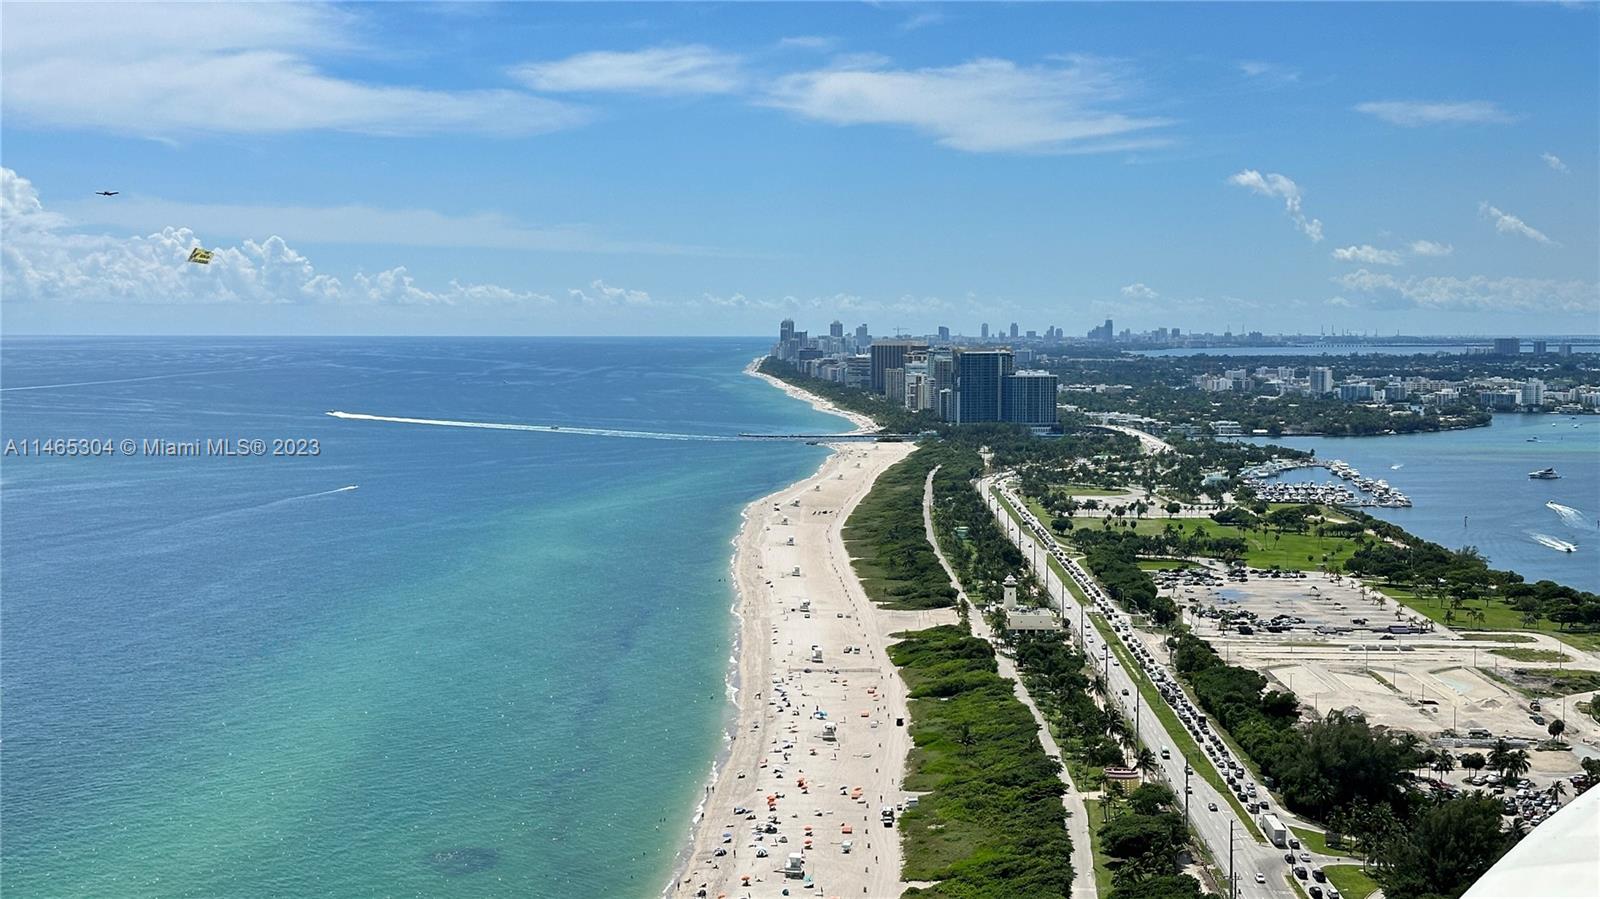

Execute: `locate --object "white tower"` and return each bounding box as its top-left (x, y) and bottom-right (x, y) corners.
top-left (1002, 573), bottom-right (1019, 611)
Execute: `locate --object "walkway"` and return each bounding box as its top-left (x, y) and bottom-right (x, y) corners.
top-left (922, 466), bottom-right (1099, 899)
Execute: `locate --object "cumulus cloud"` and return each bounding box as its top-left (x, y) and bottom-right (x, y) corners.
top-left (1409, 239), bottom-right (1454, 257)
top-left (510, 45), bottom-right (743, 95)
top-left (1, 4), bottom-right (585, 138)
top-left (1237, 60), bottom-right (1300, 84)
top-left (1331, 245), bottom-right (1402, 265)
top-left (568, 279), bottom-right (653, 307)
top-left (766, 56), bottom-right (1171, 154)
top-left (1120, 282), bottom-right (1159, 300)
top-left (1479, 202), bottom-right (1557, 245)
top-left (1353, 100), bottom-right (1512, 127)
top-left (1542, 152), bottom-right (1571, 174)
top-left (0, 167), bottom-right (551, 307)
top-left (1227, 170), bottom-right (1324, 242)
top-left (1332, 268), bottom-right (1597, 314)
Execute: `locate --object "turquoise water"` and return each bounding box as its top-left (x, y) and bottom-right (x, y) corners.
top-left (1253, 414), bottom-right (1600, 593)
top-left (0, 338), bottom-right (839, 898)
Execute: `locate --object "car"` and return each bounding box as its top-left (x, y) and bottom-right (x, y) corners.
top-left (1256, 873), bottom-right (1267, 884)
top-left (1121, 688), bottom-right (1129, 695)
top-left (1208, 802), bottom-right (1218, 812)
top-left (1300, 852), bottom-right (1312, 863)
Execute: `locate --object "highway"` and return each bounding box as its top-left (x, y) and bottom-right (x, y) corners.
top-left (979, 474), bottom-right (1349, 899)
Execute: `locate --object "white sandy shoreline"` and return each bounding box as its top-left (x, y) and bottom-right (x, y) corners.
top-left (662, 360), bottom-right (951, 899)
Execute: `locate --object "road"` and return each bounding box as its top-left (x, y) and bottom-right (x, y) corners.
top-left (922, 467), bottom-right (1099, 899)
top-left (980, 475), bottom-right (1345, 899)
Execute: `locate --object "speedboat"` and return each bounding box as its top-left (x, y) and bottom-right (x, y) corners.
top-left (1529, 468), bottom-right (1560, 480)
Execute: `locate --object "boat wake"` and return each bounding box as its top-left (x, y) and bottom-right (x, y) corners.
top-left (1390, 463), bottom-right (1404, 470)
top-left (1546, 501), bottom-right (1594, 531)
top-left (326, 410), bottom-right (741, 442)
top-left (1529, 532), bottom-right (1578, 553)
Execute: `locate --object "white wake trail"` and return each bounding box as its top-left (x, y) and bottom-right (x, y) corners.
top-left (1546, 501), bottom-right (1593, 530)
top-left (326, 411), bottom-right (741, 442)
top-left (1529, 532), bottom-right (1578, 553)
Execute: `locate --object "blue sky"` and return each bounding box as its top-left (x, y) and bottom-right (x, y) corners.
top-left (1, 1), bottom-right (1596, 336)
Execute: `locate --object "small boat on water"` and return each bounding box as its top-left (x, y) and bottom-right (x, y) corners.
top-left (1529, 467), bottom-right (1560, 480)
top-left (1527, 436), bottom-right (1540, 442)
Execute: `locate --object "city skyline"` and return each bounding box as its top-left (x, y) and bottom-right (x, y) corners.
top-left (2, 2), bottom-right (1597, 336)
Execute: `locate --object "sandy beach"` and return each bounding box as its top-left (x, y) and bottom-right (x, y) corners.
top-left (668, 369), bottom-right (954, 899)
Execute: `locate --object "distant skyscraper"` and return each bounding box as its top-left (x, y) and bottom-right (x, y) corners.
top-left (1309, 367), bottom-right (1334, 395)
top-left (855, 323), bottom-right (870, 345)
top-left (1532, 339), bottom-right (1547, 355)
top-left (1009, 322), bottom-right (1019, 339)
top-left (780, 318), bottom-right (795, 344)
top-left (869, 340), bottom-right (926, 395)
top-left (829, 320), bottom-right (844, 339)
top-left (937, 325), bottom-right (950, 342)
top-left (952, 349), bottom-right (1013, 423)
top-left (980, 322), bottom-right (990, 340)
top-left (1493, 337), bottom-right (1521, 355)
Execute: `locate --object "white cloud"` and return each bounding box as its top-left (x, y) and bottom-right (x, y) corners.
top-left (1332, 245), bottom-right (1402, 265)
top-left (55, 196), bottom-right (734, 258)
top-left (1, 3), bottom-right (585, 138)
top-left (766, 56), bottom-right (1172, 154)
top-left (568, 279), bottom-right (653, 307)
top-left (1237, 60), bottom-right (1300, 84)
top-left (899, 11), bottom-right (948, 32)
top-left (0, 167), bottom-right (551, 306)
top-left (1353, 100), bottom-right (1512, 127)
top-left (510, 45), bottom-right (742, 95)
top-left (1478, 202), bottom-right (1557, 245)
top-left (1227, 170), bottom-right (1324, 242)
top-left (1542, 152), bottom-right (1571, 174)
top-left (777, 36), bottom-right (838, 52)
top-left (1332, 268), bottom-right (1597, 314)
top-left (1408, 239), bottom-right (1454, 257)
top-left (1120, 282), bottom-right (1159, 300)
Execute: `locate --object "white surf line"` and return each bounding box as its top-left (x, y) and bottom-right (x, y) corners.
top-left (1530, 532), bottom-right (1579, 553)
top-left (325, 410), bottom-right (742, 442)
top-left (0, 368), bottom-right (247, 392)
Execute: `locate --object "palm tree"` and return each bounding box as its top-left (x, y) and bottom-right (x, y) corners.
top-left (1432, 752), bottom-right (1456, 779)
top-left (1504, 749), bottom-right (1532, 784)
top-left (1488, 739), bottom-right (1512, 777)
top-left (1547, 780), bottom-right (1568, 802)
top-left (1548, 719), bottom-right (1566, 742)
top-left (1135, 747), bottom-right (1159, 781)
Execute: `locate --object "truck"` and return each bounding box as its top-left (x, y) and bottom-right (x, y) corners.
top-left (821, 722), bottom-right (837, 742)
top-left (810, 645), bottom-right (823, 664)
top-left (1259, 813), bottom-right (1289, 849)
top-left (880, 805), bottom-right (895, 827)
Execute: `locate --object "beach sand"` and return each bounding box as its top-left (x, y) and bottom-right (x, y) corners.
top-left (668, 370), bottom-right (954, 898)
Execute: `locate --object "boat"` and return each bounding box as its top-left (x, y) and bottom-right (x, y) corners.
top-left (1527, 436), bottom-right (1540, 442)
top-left (1529, 468), bottom-right (1560, 480)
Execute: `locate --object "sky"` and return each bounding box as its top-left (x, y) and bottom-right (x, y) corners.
top-left (1, 1), bottom-right (1597, 337)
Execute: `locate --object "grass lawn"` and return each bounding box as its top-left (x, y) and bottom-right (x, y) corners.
top-left (1138, 558), bottom-right (1192, 571)
top-left (1492, 647), bottom-right (1571, 663)
top-left (1073, 515), bottom-right (1359, 571)
top-left (1083, 799), bottom-right (1116, 897)
top-left (1377, 586), bottom-right (1600, 653)
top-left (1050, 484), bottom-right (1128, 497)
top-left (1460, 632), bottom-right (1536, 643)
top-left (1324, 864), bottom-right (1380, 899)
top-left (1289, 826), bottom-right (1359, 859)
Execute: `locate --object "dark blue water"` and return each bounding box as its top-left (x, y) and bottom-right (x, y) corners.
top-left (0, 337), bottom-right (839, 898)
top-left (1255, 414), bottom-right (1600, 592)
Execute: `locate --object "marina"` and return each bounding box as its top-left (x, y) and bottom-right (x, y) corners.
top-left (1241, 457), bottom-right (1413, 507)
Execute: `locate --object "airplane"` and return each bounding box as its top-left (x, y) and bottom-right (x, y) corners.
top-left (94, 190), bottom-right (119, 196)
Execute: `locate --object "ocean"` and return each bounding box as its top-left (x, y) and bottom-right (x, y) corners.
top-left (0, 337), bottom-right (840, 898)
top-left (1251, 414), bottom-right (1600, 593)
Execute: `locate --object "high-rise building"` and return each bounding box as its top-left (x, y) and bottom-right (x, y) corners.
top-left (1009, 322), bottom-right (1019, 339)
top-left (854, 323), bottom-right (870, 345)
top-left (885, 367), bottom-right (907, 407)
top-left (1532, 340), bottom-right (1548, 355)
top-left (1087, 318), bottom-right (1115, 341)
top-left (869, 340), bottom-right (927, 395)
top-left (952, 349), bottom-right (1013, 423)
top-left (937, 325), bottom-right (950, 342)
top-left (1309, 367), bottom-right (1334, 395)
top-left (1522, 378), bottom-right (1546, 407)
top-left (780, 318), bottom-right (795, 345)
top-left (829, 320), bottom-right (844, 339)
top-left (1493, 338), bottom-right (1521, 355)
top-left (980, 322), bottom-right (990, 340)
top-left (1003, 371), bottom-right (1059, 427)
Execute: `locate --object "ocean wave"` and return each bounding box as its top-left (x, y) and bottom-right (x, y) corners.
top-left (326, 410), bottom-right (742, 442)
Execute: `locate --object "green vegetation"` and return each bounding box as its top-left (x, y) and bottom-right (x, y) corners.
top-left (1289, 826), bottom-right (1358, 859)
top-left (1172, 632), bottom-right (1423, 822)
top-left (1493, 667), bottom-right (1600, 699)
top-left (1346, 519), bottom-right (1600, 647)
top-left (891, 625), bottom-right (1073, 898)
top-left (1370, 794), bottom-right (1511, 899)
top-left (1095, 783), bottom-right (1205, 899)
top-left (843, 448), bottom-right (957, 610)
top-left (1066, 513), bottom-right (1360, 571)
top-left (1490, 647), bottom-right (1569, 663)
top-left (1056, 484), bottom-right (1126, 496)
top-left (1070, 531), bottom-right (1175, 623)
top-left (1323, 864), bottom-right (1379, 899)
top-left (1137, 558), bottom-right (1190, 571)
top-left (1459, 632), bottom-right (1535, 643)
